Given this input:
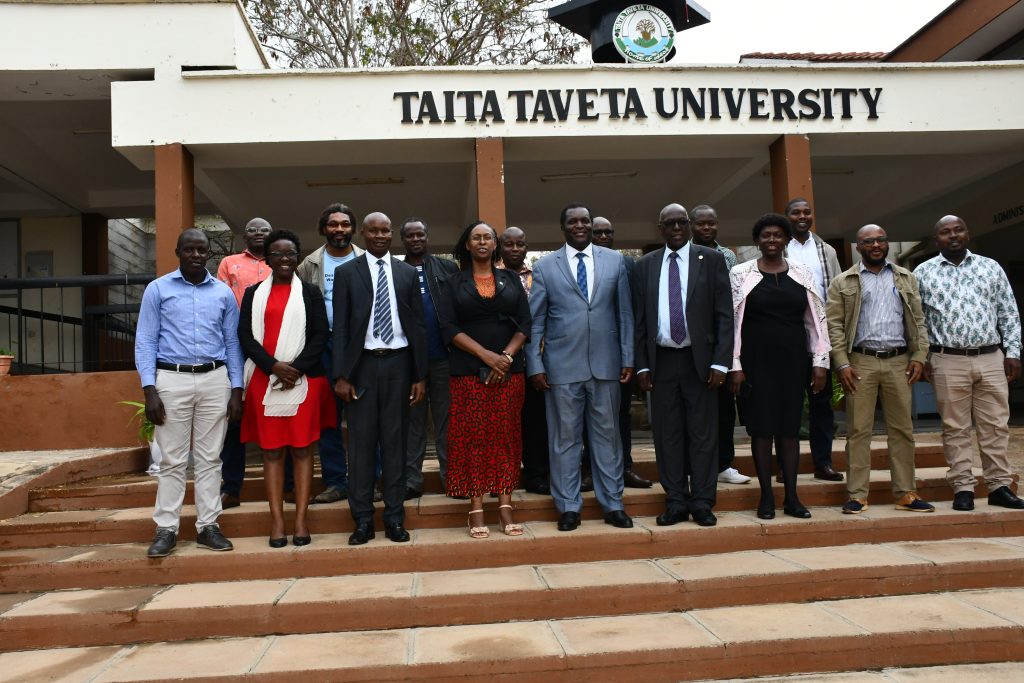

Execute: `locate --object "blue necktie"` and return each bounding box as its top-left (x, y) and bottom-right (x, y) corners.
top-left (668, 252), bottom-right (687, 344)
top-left (576, 252), bottom-right (588, 301)
top-left (373, 259), bottom-right (394, 344)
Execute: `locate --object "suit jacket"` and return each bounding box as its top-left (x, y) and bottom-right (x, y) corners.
top-left (826, 262), bottom-right (929, 368)
top-left (437, 268), bottom-right (531, 376)
top-left (331, 254), bottom-right (427, 383)
top-left (237, 279), bottom-right (330, 378)
top-left (525, 244), bottom-right (634, 384)
top-left (633, 245), bottom-right (733, 381)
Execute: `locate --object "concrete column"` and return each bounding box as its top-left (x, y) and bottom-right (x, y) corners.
top-left (154, 143), bottom-right (194, 275)
top-left (475, 137), bottom-right (506, 232)
top-left (769, 134), bottom-right (814, 217)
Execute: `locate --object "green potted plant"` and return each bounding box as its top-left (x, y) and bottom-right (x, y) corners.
top-left (120, 400), bottom-right (161, 475)
top-left (0, 347), bottom-right (14, 376)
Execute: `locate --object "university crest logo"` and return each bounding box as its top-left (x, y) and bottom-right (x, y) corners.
top-left (613, 4), bottom-right (676, 63)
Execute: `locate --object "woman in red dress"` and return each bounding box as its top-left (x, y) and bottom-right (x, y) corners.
top-left (438, 221), bottom-right (531, 538)
top-left (238, 229), bottom-right (336, 547)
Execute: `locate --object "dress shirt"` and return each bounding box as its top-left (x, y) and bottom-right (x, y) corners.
top-left (564, 242), bottom-right (594, 302)
top-left (656, 243), bottom-right (690, 349)
top-left (853, 262), bottom-right (906, 350)
top-left (135, 269), bottom-right (244, 388)
top-left (216, 250), bottom-right (268, 307)
top-left (787, 236), bottom-right (826, 302)
top-left (914, 250), bottom-right (1021, 358)
top-left (363, 253), bottom-right (409, 351)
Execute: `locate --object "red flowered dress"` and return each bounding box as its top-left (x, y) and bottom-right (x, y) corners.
top-left (240, 284), bottom-right (336, 449)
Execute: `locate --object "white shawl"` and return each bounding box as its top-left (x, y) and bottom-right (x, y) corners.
top-left (243, 275), bottom-right (308, 417)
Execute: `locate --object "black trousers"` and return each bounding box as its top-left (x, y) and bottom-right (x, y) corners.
top-left (651, 346), bottom-right (718, 513)
top-left (520, 382), bottom-right (549, 487)
top-left (717, 385), bottom-right (736, 473)
top-left (806, 367), bottom-right (836, 469)
top-left (346, 349), bottom-right (410, 526)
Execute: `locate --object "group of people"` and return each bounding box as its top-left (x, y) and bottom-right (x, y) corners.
top-left (134, 196), bottom-right (1023, 557)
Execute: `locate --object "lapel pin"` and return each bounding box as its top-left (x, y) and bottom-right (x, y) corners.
top-left (698, 254), bottom-right (704, 260)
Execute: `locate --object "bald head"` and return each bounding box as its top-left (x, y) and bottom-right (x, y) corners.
top-left (177, 228), bottom-right (208, 249)
top-left (592, 217), bottom-right (614, 248)
top-left (499, 226), bottom-right (528, 270)
top-left (659, 203), bottom-right (687, 223)
top-left (933, 214), bottom-right (969, 262)
top-left (658, 204), bottom-right (690, 250)
top-left (856, 224), bottom-right (884, 241)
top-left (361, 211), bottom-right (393, 258)
top-left (935, 215), bottom-right (965, 234)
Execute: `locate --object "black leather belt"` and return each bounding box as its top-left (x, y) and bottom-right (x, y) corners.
top-left (851, 346), bottom-right (907, 359)
top-left (365, 347), bottom-right (407, 357)
top-left (929, 344), bottom-right (1000, 356)
top-left (156, 360), bottom-right (225, 373)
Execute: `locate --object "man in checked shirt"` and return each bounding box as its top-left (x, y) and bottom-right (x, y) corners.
top-left (915, 215), bottom-right (1023, 512)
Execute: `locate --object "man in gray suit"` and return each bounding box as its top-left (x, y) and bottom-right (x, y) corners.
top-left (526, 202), bottom-right (635, 532)
top-left (634, 204), bottom-right (733, 527)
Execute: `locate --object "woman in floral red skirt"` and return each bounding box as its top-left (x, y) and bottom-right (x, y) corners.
top-left (438, 221), bottom-right (531, 538)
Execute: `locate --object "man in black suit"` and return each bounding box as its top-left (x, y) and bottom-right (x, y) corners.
top-left (333, 212), bottom-right (427, 545)
top-left (633, 204), bottom-right (733, 527)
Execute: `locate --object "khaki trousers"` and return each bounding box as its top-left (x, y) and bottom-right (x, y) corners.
top-left (152, 366), bottom-right (230, 532)
top-left (931, 350), bottom-right (1013, 493)
top-left (845, 352), bottom-right (917, 501)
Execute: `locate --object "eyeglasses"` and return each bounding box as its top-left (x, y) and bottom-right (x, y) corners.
top-left (660, 219), bottom-right (689, 228)
top-left (858, 237), bottom-right (889, 246)
top-left (592, 229), bottom-right (614, 236)
top-left (268, 251), bottom-right (299, 259)
top-left (244, 227), bottom-right (271, 234)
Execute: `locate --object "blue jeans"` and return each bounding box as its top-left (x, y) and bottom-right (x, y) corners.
top-left (319, 345), bottom-right (348, 491)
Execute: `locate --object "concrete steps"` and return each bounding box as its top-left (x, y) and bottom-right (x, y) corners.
top-left (2, 467), bottom-right (970, 550)
top-left (1, 589), bottom-right (1023, 681)
top-left (2, 536), bottom-right (1024, 652)
top-left (25, 444), bottom-right (949, 512)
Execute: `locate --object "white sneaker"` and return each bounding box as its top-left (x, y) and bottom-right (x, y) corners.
top-left (718, 467), bottom-right (751, 484)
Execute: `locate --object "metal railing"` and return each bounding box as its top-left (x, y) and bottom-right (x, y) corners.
top-left (0, 273), bottom-right (154, 374)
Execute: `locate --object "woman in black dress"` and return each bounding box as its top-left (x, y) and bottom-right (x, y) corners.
top-left (728, 214), bottom-right (831, 520)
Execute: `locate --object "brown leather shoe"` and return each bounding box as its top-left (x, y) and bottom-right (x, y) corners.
top-left (220, 492), bottom-right (240, 510)
top-left (623, 469), bottom-right (653, 489)
top-left (814, 465), bottom-right (844, 482)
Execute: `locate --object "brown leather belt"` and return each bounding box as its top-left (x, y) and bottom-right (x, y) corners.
top-left (929, 344), bottom-right (1000, 357)
top-left (156, 360), bottom-right (225, 373)
top-left (851, 346), bottom-right (907, 359)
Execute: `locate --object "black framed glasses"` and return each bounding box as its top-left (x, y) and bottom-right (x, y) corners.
top-left (267, 251), bottom-right (299, 260)
top-left (660, 218), bottom-right (689, 228)
top-left (244, 226), bottom-right (271, 234)
top-left (858, 237), bottom-right (889, 246)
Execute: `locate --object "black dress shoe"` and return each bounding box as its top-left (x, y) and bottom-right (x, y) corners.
top-left (348, 523), bottom-right (375, 545)
top-left (384, 523), bottom-right (411, 543)
top-left (988, 486), bottom-right (1024, 509)
top-left (783, 502), bottom-right (812, 519)
top-left (220, 492), bottom-right (241, 510)
top-left (405, 488), bottom-right (423, 501)
top-left (603, 510), bottom-right (633, 528)
top-left (953, 491), bottom-right (975, 511)
top-left (814, 465), bottom-right (844, 482)
top-left (269, 537), bottom-right (287, 548)
top-left (656, 509), bottom-right (688, 526)
top-left (580, 473), bottom-right (594, 493)
top-left (692, 509), bottom-right (717, 527)
top-left (623, 469), bottom-right (654, 489)
top-left (523, 481), bottom-right (551, 495)
top-left (292, 535), bottom-right (311, 546)
top-left (146, 528), bottom-right (177, 558)
top-left (196, 524), bottom-right (234, 551)
top-left (557, 511), bottom-right (581, 531)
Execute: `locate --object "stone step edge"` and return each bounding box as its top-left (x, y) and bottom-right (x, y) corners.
top-left (691, 661), bottom-right (1024, 683)
top-left (1, 589), bottom-right (1022, 682)
top-left (2, 537), bottom-right (1023, 652)
top-left (5, 468), bottom-right (1009, 550)
top-left (2, 503), bottom-right (1023, 593)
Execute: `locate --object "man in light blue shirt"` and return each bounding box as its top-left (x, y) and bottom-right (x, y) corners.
top-left (135, 229), bottom-right (244, 558)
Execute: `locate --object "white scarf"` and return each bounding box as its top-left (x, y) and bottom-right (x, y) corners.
top-left (243, 274), bottom-right (308, 417)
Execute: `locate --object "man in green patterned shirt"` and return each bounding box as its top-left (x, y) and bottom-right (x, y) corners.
top-left (914, 215), bottom-right (1023, 512)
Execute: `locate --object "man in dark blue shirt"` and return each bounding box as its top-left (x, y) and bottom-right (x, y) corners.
top-left (401, 218), bottom-right (458, 498)
top-left (135, 229), bottom-right (244, 558)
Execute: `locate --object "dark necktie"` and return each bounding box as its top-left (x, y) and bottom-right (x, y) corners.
top-left (373, 259), bottom-right (394, 344)
top-left (576, 252), bottom-right (588, 301)
top-left (668, 252), bottom-right (687, 344)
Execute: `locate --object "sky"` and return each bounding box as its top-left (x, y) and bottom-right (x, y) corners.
top-left (627, 0), bottom-right (958, 63)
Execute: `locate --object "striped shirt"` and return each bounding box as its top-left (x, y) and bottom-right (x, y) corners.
top-left (853, 262), bottom-right (905, 350)
top-left (914, 250), bottom-right (1021, 359)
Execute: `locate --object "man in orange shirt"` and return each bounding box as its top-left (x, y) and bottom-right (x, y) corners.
top-left (216, 217), bottom-right (272, 507)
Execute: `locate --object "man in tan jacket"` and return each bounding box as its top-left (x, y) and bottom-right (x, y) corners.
top-left (826, 224), bottom-right (933, 514)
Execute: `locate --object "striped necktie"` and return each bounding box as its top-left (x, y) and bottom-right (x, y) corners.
top-left (373, 259), bottom-right (394, 344)
top-left (576, 252), bottom-right (588, 300)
